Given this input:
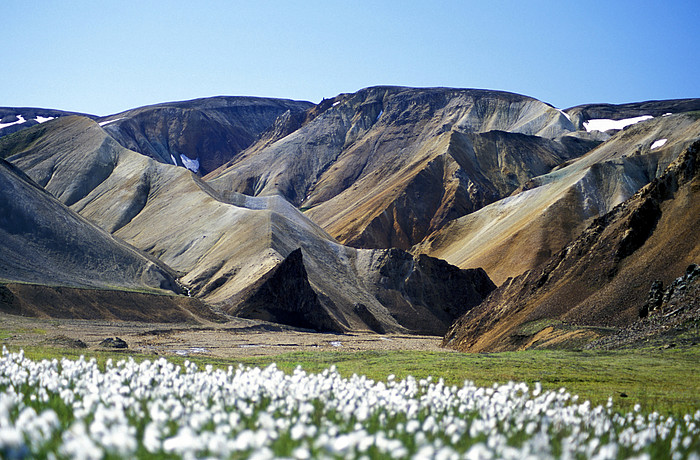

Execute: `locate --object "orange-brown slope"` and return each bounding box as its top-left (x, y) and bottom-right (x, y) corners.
top-left (443, 139), bottom-right (700, 352)
top-left (307, 129), bottom-right (593, 250)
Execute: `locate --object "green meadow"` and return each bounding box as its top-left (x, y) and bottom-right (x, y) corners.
top-left (6, 344), bottom-right (699, 416)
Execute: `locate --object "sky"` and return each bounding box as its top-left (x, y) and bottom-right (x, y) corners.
top-left (2, 1), bottom-right (699, 116)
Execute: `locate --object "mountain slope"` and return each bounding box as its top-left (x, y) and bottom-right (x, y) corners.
top-left (97, 96), bottom-right (313, 175)
top-left (3, 117), bottom-right (494, 335)
top-left (0, 157), bottom-right (223, 322)
top-left (443, 139), bottom-right (700, 352)
top-left (206, 86), bottom-right (593, 249)
top-left (416, 111), bottom-right (700, 285)
top-left (0, 158), bottom-right (179, 293)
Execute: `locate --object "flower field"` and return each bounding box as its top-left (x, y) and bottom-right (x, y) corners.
top-left (0, 347), bottom-right (698, 459)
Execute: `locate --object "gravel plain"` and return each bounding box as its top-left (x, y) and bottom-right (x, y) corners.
top-left (0, 312), bottom-right (448, 358)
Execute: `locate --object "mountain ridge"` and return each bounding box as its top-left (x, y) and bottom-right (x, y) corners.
top-left (206, 86), bottom-right (590, 249)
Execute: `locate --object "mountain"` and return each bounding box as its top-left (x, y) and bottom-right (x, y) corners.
top-left (442, 139), bottom-right (700, 352)
top-left (2, 88), bottom-right (698, 346)
top-left (205, 86), bottom-right (597, 250)
top-left (415, 111), bottom-right (700, 285)
top-left (1, 116), bottom-right (494, 335)
top-left (0, 107), bottom-right (95, 137)
top-left (97, 96), bottom-right (314, 176)
top-left (566, 98), bottom-right (700, 131)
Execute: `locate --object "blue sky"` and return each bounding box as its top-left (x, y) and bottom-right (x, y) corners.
top-left (2, 1), bottom-right (698, 116)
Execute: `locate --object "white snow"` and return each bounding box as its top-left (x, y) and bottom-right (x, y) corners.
top-left (34, 116), bottom-right (55, 124)
top-left (98, 117), bottom-right (126, 127)
top-left (583, 115), bottom-right (653, 132)
top-left (650, 138), bottom-right (668, 149)
top-left (170, 154), bottom-right (178, 165)
top-left (375, 110), bottom-right (383, 122)
top-left (180, 154), bottom-right (200, 173)
top-left (662, 112), bottom-right (673, 117)
top-left (332, 101), bottom-right (340, 107)
top-left (0, 114), bottom-right (26, 129)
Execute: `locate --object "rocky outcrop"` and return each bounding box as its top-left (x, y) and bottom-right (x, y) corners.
top-left (357, 250), bottom-right (496, 336)
top-left (587, 265), bottom-right (700, 349)
top-left (99, 337), bottom-right (128, 349)
top-left (442, 139), bottom-right (700, 352)
top-left (207, 86), bottom-right (591, 249)
top-left (640, 264), bottom-right (700, 319)
top-left (98, 96), bottom-right (313, 175)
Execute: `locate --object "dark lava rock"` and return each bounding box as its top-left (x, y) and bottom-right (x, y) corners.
top-left (99, 337), bottom-right (128, 349)
top-left (373, 250), bottom-right (496, 336)
top-left (44, 335), bottom-right (88, 349)
top-left (640, 280), bottom-right (665, 318)
top-left (589, 263), bottom-right (700, 350)
top-left (232, 249), bottom-right (346, 333)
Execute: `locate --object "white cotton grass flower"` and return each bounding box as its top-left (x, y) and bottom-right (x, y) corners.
top-left (1, 347), bottom-right (700, 459)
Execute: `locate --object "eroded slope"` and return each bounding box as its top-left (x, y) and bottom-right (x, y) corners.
top-left (98, 96), bottom-right (313, 175)
top-left (0, 158), bottom-right (179, 293)
top-left (416, 112), bottom-right (700, 284)
top-left (0, 157), bottom-right (224, 322)
top-left (443, 140), bottom-right (700, 352)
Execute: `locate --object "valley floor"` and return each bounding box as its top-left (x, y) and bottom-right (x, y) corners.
top-left (0, 312), bottom-right (446, 358)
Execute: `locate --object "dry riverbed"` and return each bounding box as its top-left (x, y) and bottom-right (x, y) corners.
top-left (0, 312), bottom-right (449, 358)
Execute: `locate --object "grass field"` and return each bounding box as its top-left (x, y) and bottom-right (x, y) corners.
top-left (6, 344), bottom-right (699, 416)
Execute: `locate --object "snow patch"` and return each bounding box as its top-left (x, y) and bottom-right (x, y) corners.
top-left (662, 112), bottom-right (673, 117)
top-left (170, 154), bottom-right (178, 165)
top-left (34, 116), bottom-right (55, 124)
top-left (0, 114), bottom-right (26, 129)
top-left (583, 115), bottom-right (653, 132)
top-left (650, 139), bottom-right (667, 149)
top-left (98, 117), bottom-right (126, 127)
top-left (180, 154), bottom-right (200, 173)
top-left (332, 101), bottom-right (340, 107)
top-left (375, 110), bottom-right (383, 122)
